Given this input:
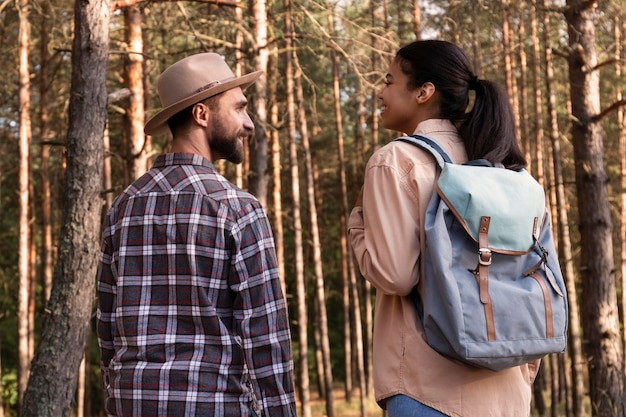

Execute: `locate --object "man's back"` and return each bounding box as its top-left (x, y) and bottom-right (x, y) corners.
top-left (97, 153), bottom-right (295, 416)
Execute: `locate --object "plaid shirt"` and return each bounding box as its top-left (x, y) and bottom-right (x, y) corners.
top-left (97, 153), bottom-right (296, 417)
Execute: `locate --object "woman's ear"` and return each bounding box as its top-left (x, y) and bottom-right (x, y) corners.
top-left (415, 82), bottom-right (436, 103)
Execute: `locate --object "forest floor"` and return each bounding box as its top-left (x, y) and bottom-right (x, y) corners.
top-left (301, 387), bottom-right (570, 416)
top-left (301, 388), bottom-right (382, 417)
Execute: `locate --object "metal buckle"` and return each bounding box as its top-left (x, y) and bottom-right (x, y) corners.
top-left (478, 248), bottom-right (492, 266)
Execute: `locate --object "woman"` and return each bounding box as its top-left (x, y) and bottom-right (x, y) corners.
top-left (348, 40), bottom-right (539, 417)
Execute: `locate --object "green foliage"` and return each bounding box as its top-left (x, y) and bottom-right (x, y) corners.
top-left (2, 368), bottom-right (18, 413)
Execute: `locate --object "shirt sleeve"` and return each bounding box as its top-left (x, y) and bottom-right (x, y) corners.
top-left (96, 217), bottom-right (116, 391)
top-left (348, 158), bottom-right (423, 296)
top-left (231, 201), bottom-right (297, 416)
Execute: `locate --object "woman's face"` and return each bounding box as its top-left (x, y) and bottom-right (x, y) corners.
top-left (378, 59), bottom-right (421, 134)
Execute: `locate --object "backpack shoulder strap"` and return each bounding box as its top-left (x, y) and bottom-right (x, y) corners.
top-left (394, 134), bottom-right (455, 167)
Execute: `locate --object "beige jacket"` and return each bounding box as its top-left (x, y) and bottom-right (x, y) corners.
top-left (348, 119), bottom-right (539, 417)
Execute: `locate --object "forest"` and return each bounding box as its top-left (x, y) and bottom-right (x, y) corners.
top-left (1, 0), bottom-right (625, 416)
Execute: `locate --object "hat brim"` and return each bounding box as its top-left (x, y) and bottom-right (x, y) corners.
top-left (144, 70), bottom-right (263, 136)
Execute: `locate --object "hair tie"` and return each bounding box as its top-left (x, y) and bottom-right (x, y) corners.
top-left (471, 75), bottom-right (480, 90)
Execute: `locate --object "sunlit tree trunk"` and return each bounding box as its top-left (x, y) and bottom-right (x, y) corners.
top-left (366, 1), bottom-right (380, 397)
top-left (267, 45), bottom-right (286, 296)
top-left (530, 0), bottom-right (545, 187)
top-left (565, 1), bottom-right (625, 415)
top-left (542, 5), bottom-right (585, 416)
top-left (293, 42), bottom-right (327, 397)
top-left (234, 4), bottom-right (245, 189)
top-left (616, 14), bottom-right (626, 384)
top-left (248, 0), bottom-right (270, 206)
top-left (549, 354), bottom-right (560, 417)
top-left (411, 0), bottom-right (420, 40)
top-left (283, 1), bottom-right (310, 415)
top-left (0, 341), bottom-right (3, 417)
top-left (39, 0), bottom-right (53, 305)
top-left (0, 340), bottom-right (4, 417)
top-left (348, 89), bottom-right (368, 416)
top-left (21, 0), bottom-right (110, 413)
top-left (517, 11), bottom-right (530, 163)
top-left (123, 4), bottom-right (148, 180)
top-left (469, 2), bottom-right (481, 75)
top-left (17, 0), bottom-right (32, 407)
top-left (501, 2), bottom-right (521, 144)
top-left (76, 356), bottom-right (86, 417)
top-left (527, 7), bottom-right (548, 413)
top-left (312, 297), bottom-right (325, 398)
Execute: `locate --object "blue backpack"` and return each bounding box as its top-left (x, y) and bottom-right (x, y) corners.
top-left (396, 134), bottom-right (568, 371)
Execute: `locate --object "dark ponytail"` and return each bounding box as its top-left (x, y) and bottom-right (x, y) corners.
top-left (395, 40), bottom-right (527, 170)
top-left (459, 79), bottom-right (526, 170)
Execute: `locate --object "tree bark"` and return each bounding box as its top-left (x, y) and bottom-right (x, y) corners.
top-left (565, 1), bottom-right (626, 415)
top-left (248, 0), bottom-right (270, 206)
top-left (267, 45), bottom-right (286, 297)
top-left (38, 0), bottom-right (53, 306)
top-left (540, 2), bottom-right (586, 415)
top-left (615, 14), bottom-right (626, 384)
top-left (293, 44), bottom-right (332, 412)
top-left (411, 0), bottom-right (420, 40)
top-left (545, 38), bottom-right (585, 417)
top-left (530, 0), bottom-right (545, 184)
top-left (17, 0), bottom-right (32, 407)
top-left (501, 1), bottom-right (519, 140)
top-left (123, 4), bottom-right (148, 181)
top-left (20, 0), bottom-right (110, 414)
top-left (518, 20), bottom-right (530, 166)
top-left (283, 1), bottom-right (310, 415)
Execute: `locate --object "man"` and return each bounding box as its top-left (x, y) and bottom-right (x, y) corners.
top-left (97, 53), bottom-right (296, 416)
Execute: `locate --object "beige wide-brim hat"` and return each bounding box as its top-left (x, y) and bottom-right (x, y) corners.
top-left (144, 52), bottom-right (263, 136)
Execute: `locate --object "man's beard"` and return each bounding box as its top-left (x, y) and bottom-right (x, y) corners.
top-left (209, 116), bottom-right (252, 164)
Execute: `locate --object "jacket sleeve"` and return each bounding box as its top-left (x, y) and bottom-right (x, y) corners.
top-left (348, 158), bottom-right (423, 296)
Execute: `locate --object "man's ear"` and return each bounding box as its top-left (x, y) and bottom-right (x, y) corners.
top-left (415, 82), bottom-right (436, 103)
top-left (192, 102), bottom-right (209, 127)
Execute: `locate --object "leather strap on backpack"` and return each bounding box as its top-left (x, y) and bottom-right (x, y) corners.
top-left (475, 216), bottom-right (496, 341)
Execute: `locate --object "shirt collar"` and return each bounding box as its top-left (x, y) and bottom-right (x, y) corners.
top-left (152, 153), bottom-right (215, 170)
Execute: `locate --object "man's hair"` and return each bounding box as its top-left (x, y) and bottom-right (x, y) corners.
top-left (167, 93), bottom-right (222, 136)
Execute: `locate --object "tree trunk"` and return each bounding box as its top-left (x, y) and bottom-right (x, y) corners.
top-left (469, 2), bottom-right (482, 76)
top-left (38, 0), bottom-right (53, 305)
top-left (549, 354), bottom-right (559, 417)
top-left (531, 0), bottom-right (545, 184)
top-left (17, 0), bottom-right (32, 407)
top-left (0, 340), bottom-right (4, 417)
top-left (248, 0), bottom-right (269, 206)
top-left (283, 1), bottom-right (310, 415)
top-left (366, 2), bottom-right (380, 397)
top-left (123, 4), bottom-right (148, 181)
top-left (20, 0), bottom-right (110, 413)
top-left (517, 5), bottom-right (530, 163)
top-left (565, 1), bottom-right (626, 415)
top-left (501, 2), bottom-right (519, 140)
top-left (267, 46), bottom-right (286, 297)
top-left (348, 82), bottom-right (367, 414)
top-left (235, 4), bottom-right (245, 190)
top-left (541, 2), bottom-right (586, 415)
top-left (615, 14), bottom-right (626, 384)
top-left (411, 0), bottom-right (420, 39)
top-left (293, 44), bottom-right (333, 411)
top-left (76, 355), bottom-right (86, 417)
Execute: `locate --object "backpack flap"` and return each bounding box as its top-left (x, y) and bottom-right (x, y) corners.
top-left (436, 163), bottom-right (546, 253)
